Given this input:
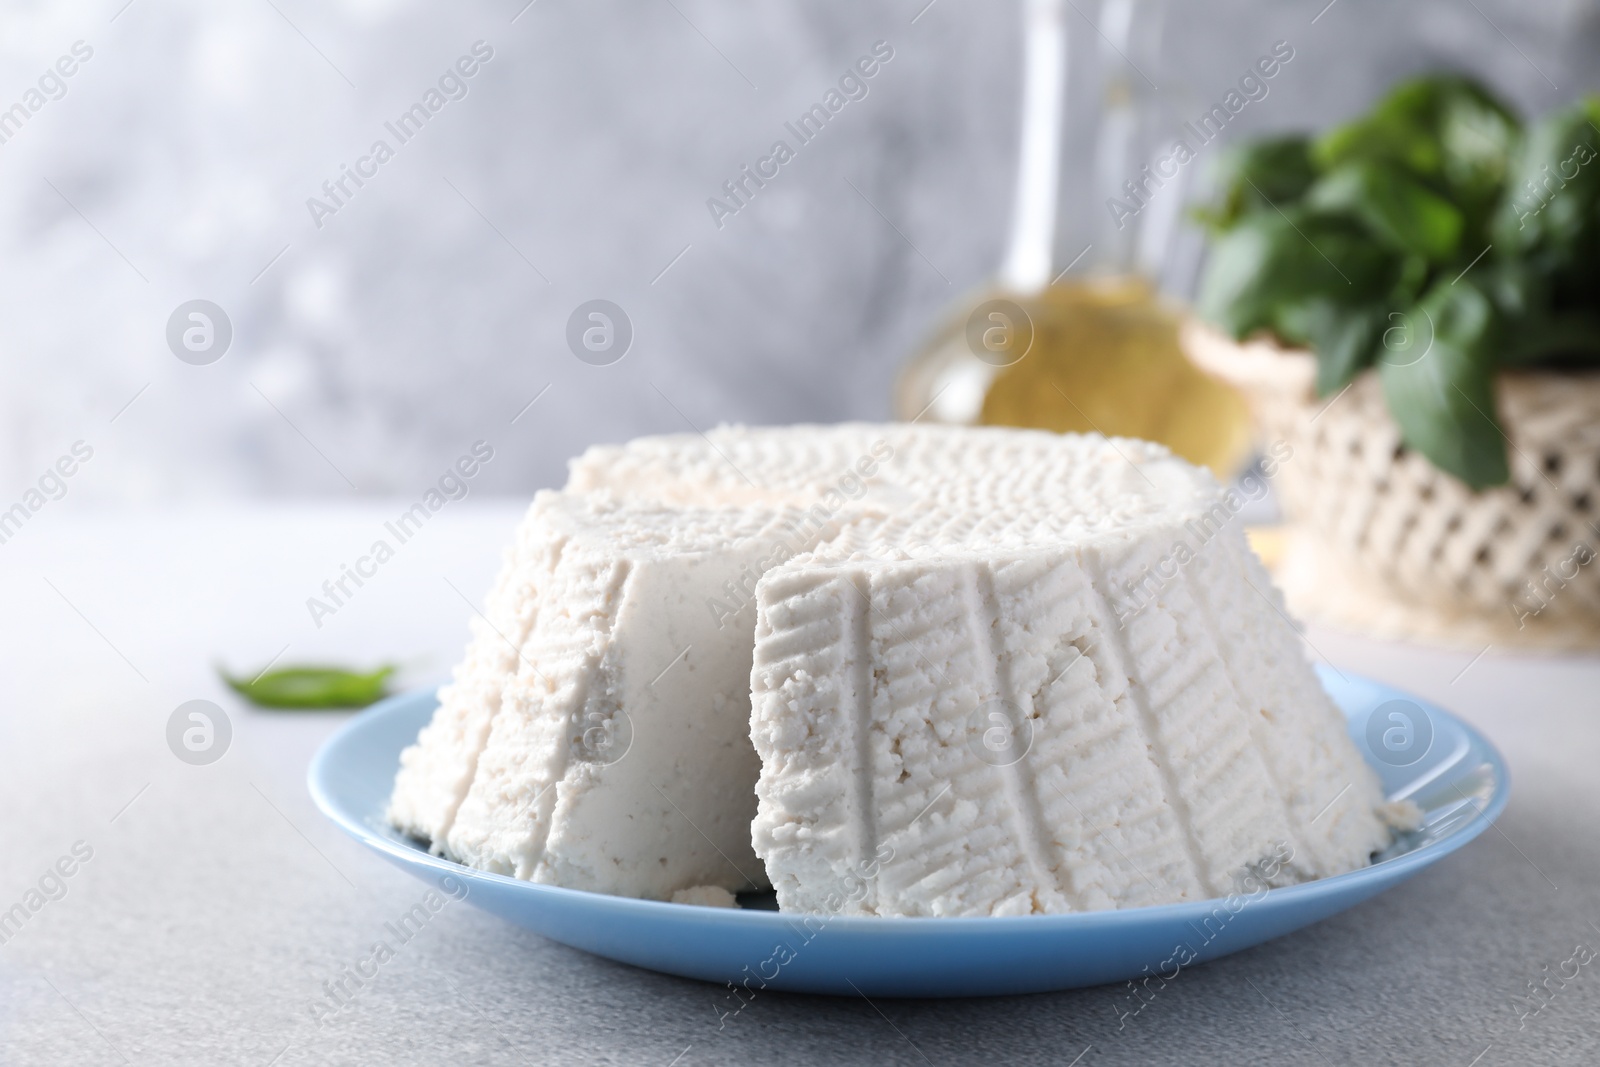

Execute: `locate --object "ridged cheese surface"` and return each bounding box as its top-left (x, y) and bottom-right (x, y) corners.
top-left (391, 424), bottom-right (1399, 910)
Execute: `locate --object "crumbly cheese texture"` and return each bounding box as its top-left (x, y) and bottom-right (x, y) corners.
top-left (393, 492), bottom-right (821, 898)
top-left (391, 424), bottom-right (1399, 911)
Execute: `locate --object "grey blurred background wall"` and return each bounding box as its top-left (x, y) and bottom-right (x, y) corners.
top-left (2, 0), bottom-right (1596, 500)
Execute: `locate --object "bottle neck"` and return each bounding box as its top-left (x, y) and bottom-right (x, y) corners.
top-left (998, 0), bottom-right (1069, 294)
top-left (999, 0), bottom-right (1176, 294)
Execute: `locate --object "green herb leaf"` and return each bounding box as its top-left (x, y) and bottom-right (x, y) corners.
top-left (1307, 160), bottom-right (1464, 261)
top-left (1501, 312), bottom-right (1600, 366)
top-left (1472, 255), bottom-right (1539, 320)
top-left (220, 664), bottom-right (396, 709)
top-left (1314, 75), bottom-right (1519, 192)
top-left (1491, 96), bottom-right (1600, 262)
top-left (1195, 212), bottom-right (1394, 339)
top-left (1194, 137), bottom-right (1317, 231)
top-left (1274, 298), bottom-right (1388, 395)
top-left (1377, 282), bottom-right (1509, 489)
top-left (1195, 74), bottom-right (1600, 488)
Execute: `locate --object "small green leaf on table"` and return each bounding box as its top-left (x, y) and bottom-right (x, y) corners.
top-left (220, 664), bottom-right (396, 709)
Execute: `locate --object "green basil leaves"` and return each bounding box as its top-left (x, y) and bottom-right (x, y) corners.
top-left (1196, 75), bottom-right (1600, 490)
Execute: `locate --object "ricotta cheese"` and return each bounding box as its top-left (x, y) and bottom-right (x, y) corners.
top-left (670, 885), bottom-right (740, 908)
top-left (749, 526), bottom-right (1393, 917)
top-left (391, 424), bottom-right (1401, 912)
top-left (407, 492), bottom-right (820, 899)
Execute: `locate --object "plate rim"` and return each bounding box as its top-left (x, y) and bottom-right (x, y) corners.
top-left (307, 671), bottom-right (1511, 935)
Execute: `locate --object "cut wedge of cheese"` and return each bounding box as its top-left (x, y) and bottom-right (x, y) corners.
top-left (750, 526), bottom-right (1394, 917)
top-left (396, 492), bottom-right (820, 898)
top-left (391, 424), bottom-right (1402, 912)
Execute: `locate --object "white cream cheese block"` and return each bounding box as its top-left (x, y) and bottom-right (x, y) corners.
top-left (749, 527), bottom-right (1394, 917)
top-left (393, 492), bottom-right (819, 898)
top-left (391, 423), bottom-right (1403, 911)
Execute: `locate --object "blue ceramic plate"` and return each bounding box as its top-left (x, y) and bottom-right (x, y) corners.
top-left (308, 665), bottom-right (1507, 997)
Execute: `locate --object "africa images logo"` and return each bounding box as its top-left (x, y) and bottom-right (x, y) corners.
top-left (705, 41), bottom-right (895, 230)
top-left (305, 42), bottom-right (495, 230)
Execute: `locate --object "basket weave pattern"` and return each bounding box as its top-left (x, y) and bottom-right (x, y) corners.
top-left (1183, 321), bottom-right (1600, 647)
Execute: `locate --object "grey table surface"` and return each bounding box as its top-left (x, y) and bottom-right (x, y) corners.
top-left (2, 502), bottom-right (1597, 1066)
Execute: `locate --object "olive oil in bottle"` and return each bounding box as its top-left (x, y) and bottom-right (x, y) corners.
top-left (894, 0), bottom-right (1250, 478)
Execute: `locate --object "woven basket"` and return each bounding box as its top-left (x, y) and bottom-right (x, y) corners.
top-left (1182, 319), bottom-right (1600, 651)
